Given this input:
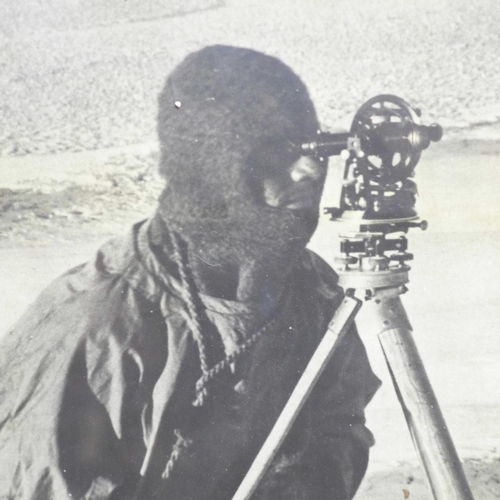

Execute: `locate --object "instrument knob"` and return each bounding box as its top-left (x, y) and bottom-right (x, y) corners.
top-left (335, 255), bottom-right (358, 269)
top-left (389, 252), bottom-right (414, 264)
top-left (428, 123), bottom-right (443, 142)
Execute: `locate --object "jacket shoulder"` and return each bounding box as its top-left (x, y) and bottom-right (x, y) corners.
top-left (0, 225), bottom-right (160, 414)
top-left (301, 248), bottom-right (341, 300)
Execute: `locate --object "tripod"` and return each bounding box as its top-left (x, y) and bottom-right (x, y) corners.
top-left (232, 221), bottom-right (475, 500)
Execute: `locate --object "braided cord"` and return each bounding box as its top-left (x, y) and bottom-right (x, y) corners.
top-left (171, 231), bottom-right (210, 376)
top-left (170, 230), bottom-right (287, 407)
top-left (162, 428), bottom-right (193, 479)
top-left (161, 228), bottom-right (291, 483)
top-left (192, 312), bottom-right (284, 406)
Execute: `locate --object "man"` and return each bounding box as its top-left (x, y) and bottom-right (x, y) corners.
top-left (0, 45), bottom-right (380, 499)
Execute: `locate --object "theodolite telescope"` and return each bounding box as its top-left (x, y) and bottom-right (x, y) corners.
top-left (301, 94), bottom-right (442, 223)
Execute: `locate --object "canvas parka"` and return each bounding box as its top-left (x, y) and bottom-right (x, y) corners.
top-left (0, 219), bottom-right (381, 500)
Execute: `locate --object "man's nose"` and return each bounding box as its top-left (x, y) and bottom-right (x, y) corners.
top-left (290, 156), bottom-right (325, 182)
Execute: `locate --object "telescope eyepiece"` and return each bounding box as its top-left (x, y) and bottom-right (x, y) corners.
top-left (301, 132), bottom-right (351, 158)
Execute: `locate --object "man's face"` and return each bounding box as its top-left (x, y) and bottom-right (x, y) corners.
top-left (245, 137), bottom-right (327, 218)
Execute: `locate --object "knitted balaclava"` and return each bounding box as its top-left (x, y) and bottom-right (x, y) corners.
top-left (156, 45), bottom-right (322, 303)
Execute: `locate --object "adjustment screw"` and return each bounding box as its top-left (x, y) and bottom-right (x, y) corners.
top-left (340, 149), bottom-right (351, 160)
top-left (389, 252), bottom-right (414, 264)
top-left (335, 255), bottom-right (358, 267)
top-left (342, 177), bottom-right (357, 187)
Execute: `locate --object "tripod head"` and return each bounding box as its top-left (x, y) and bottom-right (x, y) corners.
top-left (301, 95), bottom-right (442, 292)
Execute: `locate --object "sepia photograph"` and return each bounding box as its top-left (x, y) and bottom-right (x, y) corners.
top-left (0, 0), bottom-right (499, 499)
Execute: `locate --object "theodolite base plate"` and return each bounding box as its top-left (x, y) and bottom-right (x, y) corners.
top-left (337, 265), bottom-right (410, 290)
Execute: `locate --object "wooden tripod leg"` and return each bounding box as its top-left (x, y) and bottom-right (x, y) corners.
top-left (231, 295), bottom-right (361, 500)
top-left (371, 294), bottom-right (475, 500)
